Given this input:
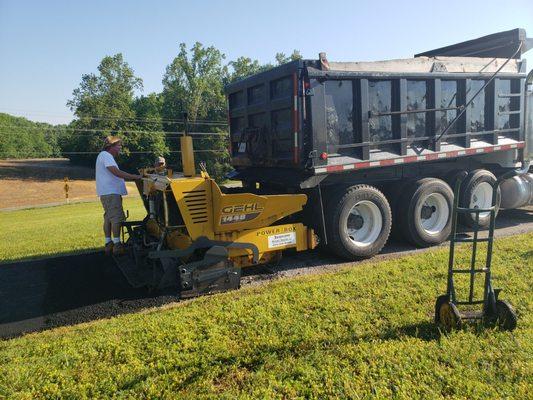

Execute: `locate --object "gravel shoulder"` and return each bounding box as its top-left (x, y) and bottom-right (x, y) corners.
top-left (265, 206), bottom-right (533, 281)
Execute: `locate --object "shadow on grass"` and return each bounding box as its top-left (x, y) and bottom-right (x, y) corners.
top-left (125, 308), bottom-right (523, 393)
top-left (380, 321), bottom-right (441, 342)
top-left (522, 249), bottom-right (533, 259)
top-left (382, 317), bottom-right (508, 343)
top-left (113, 322), bottom-right (447, 393)
top-left (117, 319), bottom-right (510, 393)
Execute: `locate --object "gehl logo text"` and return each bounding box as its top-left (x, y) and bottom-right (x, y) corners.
top-left (221, 203), bottom-right (264, 214)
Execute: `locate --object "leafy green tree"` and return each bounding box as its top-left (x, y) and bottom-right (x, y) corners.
top-left (0, 113), bottom-right (62, 159)
top-left (57, 47), bottom-right (304, 178)
top-left (129, 93), bottom-right (168, 168)
top-left (227, 50), bottom-right (302, 84)
top-left (227, 56), bottom-right (267, 83)
top-left (275, 50), bottom-right (302, 65)
top-left (66, 53), bottom-right (166, 169)
top-left (162, 42), bottom-right (227, 123)
top-left (162, 43), bottom-right (230, 180)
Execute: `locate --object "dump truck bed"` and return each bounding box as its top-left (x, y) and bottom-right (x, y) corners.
top-left (225, 29), bottom-right (530, 188)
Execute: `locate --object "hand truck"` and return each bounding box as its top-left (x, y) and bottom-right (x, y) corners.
top-left (434, 169), bottom-right (522, 331)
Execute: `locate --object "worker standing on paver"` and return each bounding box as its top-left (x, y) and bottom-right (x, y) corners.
top-left (154, 156), bottom-right (166, 170)
top-left (96, 136), bottom-right (142, 256)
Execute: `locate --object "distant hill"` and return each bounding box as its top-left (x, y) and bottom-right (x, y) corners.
top-left (0, 113), bottom-right (65, 159)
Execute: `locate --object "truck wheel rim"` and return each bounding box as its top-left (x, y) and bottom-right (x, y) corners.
top-left (347, 201), bottom-right (382, 247)
top-left (470, 182), bottom-right (492, 220)
top-left (418, 193), bottom-right (449, 235)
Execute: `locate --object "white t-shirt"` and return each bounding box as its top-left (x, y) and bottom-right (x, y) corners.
top-left (95, 151), bottom-right (127, 196)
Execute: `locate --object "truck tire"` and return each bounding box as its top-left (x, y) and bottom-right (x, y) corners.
top-left (325, 185), bottom-right (391, 260)
top-left (458, 169), bottom-right (500, 229)
top-left (397, 178), bottom-right (453, 247)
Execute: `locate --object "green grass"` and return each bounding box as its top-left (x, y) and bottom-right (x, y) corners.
top-left (0, 233), bottom-right (531, 399)
top-left (0, 198), bottom-right (146, 262)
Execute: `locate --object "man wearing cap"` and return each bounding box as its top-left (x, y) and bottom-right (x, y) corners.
top-left (154, 156), bottom-right (166, 173)
top-left (96, 136), bottom-right (142, 255)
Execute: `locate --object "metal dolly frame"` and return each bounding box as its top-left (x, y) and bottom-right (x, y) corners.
top-left (434, 169), bottom-right (523, 331)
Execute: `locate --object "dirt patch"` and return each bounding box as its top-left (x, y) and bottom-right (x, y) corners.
top-left (0, 159), bottom-right (138, 209)
top-left (0, 178), bottom-right (138, 209)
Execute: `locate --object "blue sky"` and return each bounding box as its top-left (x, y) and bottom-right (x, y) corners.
top-left (1, 0), bottom-right (532, 124)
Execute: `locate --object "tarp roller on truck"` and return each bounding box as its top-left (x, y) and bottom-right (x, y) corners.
top-left (225, 28), bottom-right (533, 259)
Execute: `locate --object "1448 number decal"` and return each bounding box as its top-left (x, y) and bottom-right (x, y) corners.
top-left (220, 203), bottom-right (263, 224)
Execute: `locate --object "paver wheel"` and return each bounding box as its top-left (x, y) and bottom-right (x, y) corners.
top-left (495, 300), bottom-right (517, 331)
top-left (325, 185), bottom-right (391, 260)
top-left (438, 301), bottom-right (462, 332)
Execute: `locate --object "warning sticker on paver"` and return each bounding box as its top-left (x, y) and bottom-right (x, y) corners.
top-left (268, 232), bottom-right (296, 248)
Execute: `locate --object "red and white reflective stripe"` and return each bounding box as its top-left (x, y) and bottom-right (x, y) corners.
top-left (292, 73), bottom-right (299, 164)
top-left (314, 142), bottom-right (525, 174)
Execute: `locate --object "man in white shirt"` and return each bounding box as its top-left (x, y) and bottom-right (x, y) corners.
top-left (96, 136), bottom-right (142, 255)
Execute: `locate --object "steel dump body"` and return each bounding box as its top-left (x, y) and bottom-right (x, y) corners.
top-left (225, 29), bottom-right (530, 189)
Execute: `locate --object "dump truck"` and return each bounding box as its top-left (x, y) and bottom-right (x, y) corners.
top-left (224, 28), bottom-right (533, 260)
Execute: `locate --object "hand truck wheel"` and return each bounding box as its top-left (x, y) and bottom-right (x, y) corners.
top-left (434, 295), bottom-right (449, 323)
top-left (495, 300), bottom-right (517, 331)
top-left (438, 301), bottom-right (462, 331)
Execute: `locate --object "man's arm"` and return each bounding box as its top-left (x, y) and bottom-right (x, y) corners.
top-left (107, 166), bottom-right (142, 180)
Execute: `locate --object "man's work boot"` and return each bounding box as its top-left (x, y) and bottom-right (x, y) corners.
top-left (104, 242), bottom-right (114, 256)
top-left (112, 242), bottom-right (127, 256)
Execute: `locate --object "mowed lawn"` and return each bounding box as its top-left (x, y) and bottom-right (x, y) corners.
top-left (0, 231), bottom-right (531, 399)
top-left (0, 198), bottom-right (146, 262)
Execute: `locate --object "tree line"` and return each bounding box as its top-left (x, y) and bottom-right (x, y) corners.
top-left (0, 113), bottom-right (65, 159)
top-left (0, 44), bottom-right (301, 180)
